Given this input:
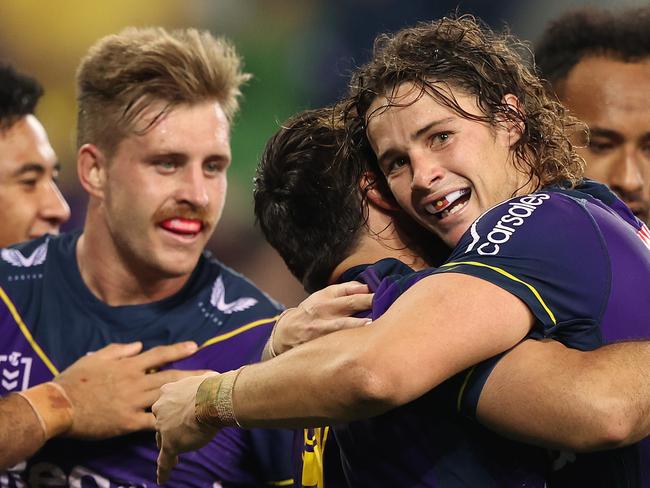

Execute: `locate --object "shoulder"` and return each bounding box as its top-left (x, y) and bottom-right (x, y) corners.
top-left (458, 190), bottom-right (600, 259)
top-left (441, 190), bottom-right (610, 330)
top-left (198, 253), bottom-right (282, 320)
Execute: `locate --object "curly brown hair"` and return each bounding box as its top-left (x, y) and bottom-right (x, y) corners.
top-left (346, 15), bottom-right (585, 191)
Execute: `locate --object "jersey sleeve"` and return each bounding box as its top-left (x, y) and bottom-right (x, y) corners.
top-left (436, 191), bottom-right (609, 348)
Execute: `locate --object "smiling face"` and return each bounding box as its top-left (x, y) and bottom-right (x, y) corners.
top-left (0, 115), bottom-right (70, 247)
top-left (367, 82), bottom-right (530, 247)
top-left (94, 100), bottom-right (231, 279)
top-left (559, 56), bottom-right (650, 223)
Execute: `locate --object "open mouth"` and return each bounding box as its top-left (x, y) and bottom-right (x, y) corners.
top-left (159, 218), bottom-right (204, 238)
top-left (425, 188), bottom-right (471, 219)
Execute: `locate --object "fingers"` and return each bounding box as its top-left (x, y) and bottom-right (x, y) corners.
top-left (131, 342), bottom-right (198, 370)
top-left (336, 292), bottom-right (374, 315)
top-left (135, 411), bottom-right (156, 431)
top-left (143, 369), bottom-right (215, 391)
top-left (329, 281), bottom-right (371, 297)
top-left (157, 446), bottom-right (178, 485)
top-left (321, 317), bottom-right (373, 334)
top-left (94, 341), bottom-right (144, 359)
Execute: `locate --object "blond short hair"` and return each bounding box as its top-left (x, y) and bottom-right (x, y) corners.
top-left (76, 26), bottom-right (251, 155)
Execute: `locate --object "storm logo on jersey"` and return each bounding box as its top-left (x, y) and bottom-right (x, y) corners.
top-left (0, 352), bottom-right (32, 392)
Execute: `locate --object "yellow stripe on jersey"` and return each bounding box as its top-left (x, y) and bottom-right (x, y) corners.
top-left (301, 427), bottom-right (330, 488)
top-left (267, 479), bottom-right (294, 486)
top-left (456, 365), bottom-right (477, 413)
top-left (0, 285), bottom-right (59, 376)
top-left (441, 261), bottom-right (557, 324)
top-left (199, 315), bottom-right (280, 349)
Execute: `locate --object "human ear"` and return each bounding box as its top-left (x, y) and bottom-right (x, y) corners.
top-left (361, 172), bottom-right (400, 212)
top-left (77, 144), bottom-right (107, 198)
top-left (499, 93), bottom-right (525, 147)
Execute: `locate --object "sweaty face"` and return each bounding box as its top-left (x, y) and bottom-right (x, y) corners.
top-left (0, 115), bottom-right (70, 247)
top-left (367, 82), bottom-right (529, 248)
top-left (100, 100), bottom-right (231, 279)
top-left (559, 57), bottom-right (650, 223)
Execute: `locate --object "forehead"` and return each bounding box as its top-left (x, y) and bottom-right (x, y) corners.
top-left (0, 115), bottom-right (57, 175)
top-left (366, 82), bottom-right (479, 134)
top-left (560, 57), bottom-right (650, 132)
top-left (122, 100), bottom-right (231, 156)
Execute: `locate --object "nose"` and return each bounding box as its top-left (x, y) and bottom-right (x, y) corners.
top-left (39, 181), bottom-right (71, 232)
top-left (177, 163), bottom-right (210, 208)
top-left (609, 148), bottom-right (644, 197)
top-left (410, 152), bottom-right (444, 192)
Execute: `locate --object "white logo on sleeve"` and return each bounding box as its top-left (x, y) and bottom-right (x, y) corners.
top-left (210, 276), bottom-right (258, 314)
top-left (1, 242), bottom-right (48, 267)
top-left (466, 193), bottom-right (550, 256)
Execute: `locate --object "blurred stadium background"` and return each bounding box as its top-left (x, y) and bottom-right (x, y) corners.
top-left (0, 0), bottom-right (644, 305)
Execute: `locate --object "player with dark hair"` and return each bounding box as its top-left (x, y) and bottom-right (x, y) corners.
top-left (264, 106), bottom-right (650, 487)
top-left (0, 28), bottom-right (370, 486)
top-left (0, 63), bottom-right (70, 247)
top-left (536, 7), bottom-right (650, 223)
top-left (154, 16), bottom-right (650, 486)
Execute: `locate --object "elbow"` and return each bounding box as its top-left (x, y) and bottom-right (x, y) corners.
top-left (574, 395), bottom-right (640, 451)
top-left (330, 351), bottom-right (404, 420)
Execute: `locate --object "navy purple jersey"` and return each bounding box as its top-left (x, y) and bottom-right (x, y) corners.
top-left (427, 180), bottom-right (650, 487)
top-left (0, 231), bottom-right (294, 488)
top-left (296, 181), bottom-right (650, 487)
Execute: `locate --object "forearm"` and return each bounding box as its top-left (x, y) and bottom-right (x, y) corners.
top-left (0, 394), bottom-right (46, 469)
top-left (0, 382), bottom-right (73, 469)
top-left (231, 274), bottom-right (531, 428)
top-left (235, 325), bottom-right (394, 428)
top-left (477, 339), bottom-right (650, 452)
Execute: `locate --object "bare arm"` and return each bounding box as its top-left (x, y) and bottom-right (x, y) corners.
top-left (477, 338), bottom-right (650, 452)
top-left (234, 273), bottom-right (532, 426)
top-left (153, 272), bottom-right (534, 482)
top-left (0, 341), bottom-right (205, 470)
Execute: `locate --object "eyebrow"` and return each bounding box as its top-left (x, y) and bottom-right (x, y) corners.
top-left (588, 128), bottom-right (624, 144)
top-left (376, 117), bottom-right (455, 167)
top-left (11, 162), bottom-right (61, 178)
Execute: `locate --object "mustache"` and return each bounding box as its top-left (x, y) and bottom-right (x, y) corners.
top-left (153, 205), bottom-right (211, 224)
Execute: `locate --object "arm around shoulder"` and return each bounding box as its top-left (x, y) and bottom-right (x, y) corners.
top-left (477, 339), bottom-right (650, 451)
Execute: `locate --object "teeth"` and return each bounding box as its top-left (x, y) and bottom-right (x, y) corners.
top-left (425, 189), bottom-right (469, 215)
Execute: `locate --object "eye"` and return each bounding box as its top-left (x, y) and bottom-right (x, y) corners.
top-left (19, 179), bottom-right (38, 190)
top-left (155, 160), bottom-right (177, 173)
top-left (204, 160), bottom-right (226, 176)
top-left (429, 132), bottom-right (451, 147)
top-left (385, 156), bottom-right (409, 175)
top-left (588, 139), bottom-right (615, 154)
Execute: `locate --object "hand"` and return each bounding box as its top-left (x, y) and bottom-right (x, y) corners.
top-left (270, 281), bottom-right (373, 356)
top-left (54, 341), bottom-right (208, 439)
top-left (153, 373), bottom-right (220, 485)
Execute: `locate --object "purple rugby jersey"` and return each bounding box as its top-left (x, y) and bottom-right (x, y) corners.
top-left (0, 231), bottom-right (294, 488)
top-left (296, 181), bottom-right (650, 488)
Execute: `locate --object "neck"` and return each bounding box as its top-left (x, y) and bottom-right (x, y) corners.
top-left (77, 210), bottom-right (191, 306)
top-left (329, 208), bottom-right (429, 284)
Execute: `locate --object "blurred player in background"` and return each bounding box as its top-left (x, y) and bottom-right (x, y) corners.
top-left (0, 63), bottom-right (70, 248)
top-left (536, 6), bottom-right (650, 223)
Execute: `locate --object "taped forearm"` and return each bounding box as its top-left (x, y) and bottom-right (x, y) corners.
top-left (195, 369), bottom-right (243, 428)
